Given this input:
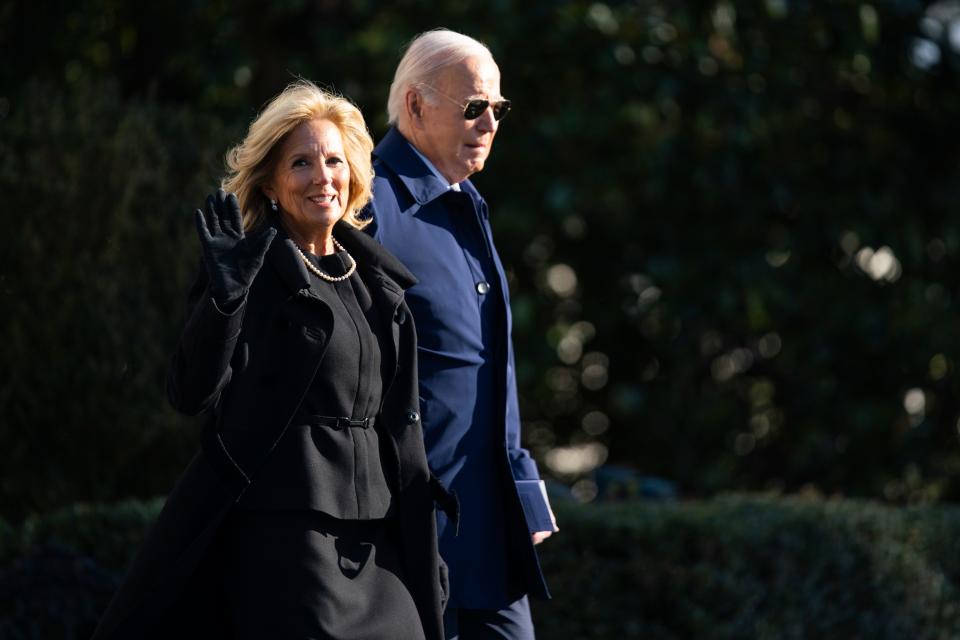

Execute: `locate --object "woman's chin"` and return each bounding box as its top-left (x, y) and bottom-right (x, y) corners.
top-left (304, 206), bottom-right (345, 228)
top-left (280, 208), bottom-right (345, 245)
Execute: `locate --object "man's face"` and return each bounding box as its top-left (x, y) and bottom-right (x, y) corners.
top-left (416, 56), bottom-right (503, 184)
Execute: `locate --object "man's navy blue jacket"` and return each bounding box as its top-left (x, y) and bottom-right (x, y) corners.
top-left (365, 127), bottom-right (549, 609)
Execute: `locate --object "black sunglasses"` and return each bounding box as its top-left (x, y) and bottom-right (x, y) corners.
top-left (421, 84), bottom-right (512, 121)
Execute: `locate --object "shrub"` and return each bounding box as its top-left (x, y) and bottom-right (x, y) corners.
top-left (0, 499), bottom-right (163, 639)
top-left (533, 495), bottom-right (960, 639)
top-left (0, 77), bottom-right (235, 519)
top-left (5, 496), bottom-right (960, 638)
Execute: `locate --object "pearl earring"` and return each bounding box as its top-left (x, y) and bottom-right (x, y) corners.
top-left (270, 199), bottom-right (278, 211)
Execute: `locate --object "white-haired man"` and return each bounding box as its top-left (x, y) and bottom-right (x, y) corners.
top-left (364, 28), bottom-right (556, 640)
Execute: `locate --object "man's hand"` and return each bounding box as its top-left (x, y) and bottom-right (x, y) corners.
top-left (532, 502), bottom-right (559, 545)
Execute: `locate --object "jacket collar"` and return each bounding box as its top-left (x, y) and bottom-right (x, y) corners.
top-left (266, 221), bottom-right (311, 294)
top-left (333, 220), bottom-right (418, 291)
top-left (374, 127), bottom-right (481, 207)
top-left (264, 217), bottom-right (417, 295)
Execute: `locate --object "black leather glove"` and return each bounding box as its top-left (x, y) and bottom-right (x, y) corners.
top-left (194, 189), bottom-right (276, 305)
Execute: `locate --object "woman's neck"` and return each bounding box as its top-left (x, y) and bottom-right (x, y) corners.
top-left (281, 220), bottom-right (335, 255)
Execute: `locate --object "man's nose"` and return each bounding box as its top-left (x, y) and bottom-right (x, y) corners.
top-left (475, 106), bottom-right (497, 132)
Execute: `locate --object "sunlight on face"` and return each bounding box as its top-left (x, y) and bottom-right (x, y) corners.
top-left (265, 118), bottom-right (350, 250)
top-left (417, 56), bottom-right (503, 184)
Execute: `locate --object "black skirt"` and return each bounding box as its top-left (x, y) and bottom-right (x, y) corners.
top-left (215, 508), bottom-right (426, 640)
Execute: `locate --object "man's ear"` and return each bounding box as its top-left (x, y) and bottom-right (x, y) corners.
top-left (405, 89), bottom-right (424, 128)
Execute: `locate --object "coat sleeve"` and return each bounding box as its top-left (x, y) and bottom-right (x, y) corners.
top-left (166, 262), bottom-right (247, 416)
top-left (505, 335), bottom-right (541, 481)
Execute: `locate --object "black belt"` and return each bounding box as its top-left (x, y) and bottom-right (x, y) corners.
top-left (300, 415), bottom-right (376, 430)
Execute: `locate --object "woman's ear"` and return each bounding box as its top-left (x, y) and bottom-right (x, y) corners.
top-left (261, 184), bottom-right (276, 202)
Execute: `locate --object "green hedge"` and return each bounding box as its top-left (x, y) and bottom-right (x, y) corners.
top-left (534, 496), bottom-right (960, 639)
top-left (0, 499), bottom-right (164, 640)
top-left (0, 78), bottom-right (234, 519)
top-left (6, 0), bottom-right (960, 519)
top-left (4, 496), bottom-right (960, 638)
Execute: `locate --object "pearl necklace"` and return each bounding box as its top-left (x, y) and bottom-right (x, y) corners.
top-left (296, 238), bottom-right (357, 282)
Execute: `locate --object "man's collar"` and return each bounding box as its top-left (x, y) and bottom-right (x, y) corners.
top-left (408, 143), bottom-right (461, 193)
top-left (374, 127), bottom-right (464, 206)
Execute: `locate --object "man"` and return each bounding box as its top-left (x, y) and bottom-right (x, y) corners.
top-left (364, 29), bottom-right (556, 640)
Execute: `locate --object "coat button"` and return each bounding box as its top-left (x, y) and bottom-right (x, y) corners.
top-left (405, 410), bottom-right (420, 425)
top-left (476, 281), bottom-right (490, 294)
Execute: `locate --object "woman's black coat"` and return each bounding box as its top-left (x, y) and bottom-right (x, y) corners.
top-left (92, 221), bottom-right (449, 640)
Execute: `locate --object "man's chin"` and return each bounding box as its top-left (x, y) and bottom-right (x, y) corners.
top-left (465, 159), bottom-right (486, 176)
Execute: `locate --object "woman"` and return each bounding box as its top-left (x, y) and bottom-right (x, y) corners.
top-left (93, 81), bottom-right (451, 640)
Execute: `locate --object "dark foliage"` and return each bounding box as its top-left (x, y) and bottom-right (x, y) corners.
top-left (0, 499), bottom-right (162, 639)
top-left (533, 495), bottom-right (960, 639)
top-left (6, 496), bottom-right (960, 638)
top-left (2, 1), bottom-right (960, 517)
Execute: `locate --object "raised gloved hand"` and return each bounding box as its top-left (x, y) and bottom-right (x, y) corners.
top-left (194, 189), bottom-right (276, 305)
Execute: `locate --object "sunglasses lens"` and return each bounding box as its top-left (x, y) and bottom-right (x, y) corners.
top-left (463, 100), bottom-right (488, 120)
top-left (461, 99), bottom-right (512, 120)
top-left (492, 100), bottom-right (512, 120)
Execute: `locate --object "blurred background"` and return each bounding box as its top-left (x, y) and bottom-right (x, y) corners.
top-left (3, 0), bottom-right (960, 636)
top-left (4, 0), bottom-right (960, 516)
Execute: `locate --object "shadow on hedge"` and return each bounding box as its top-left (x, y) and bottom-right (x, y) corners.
top-left (4, 495), bottom-right (960, 639)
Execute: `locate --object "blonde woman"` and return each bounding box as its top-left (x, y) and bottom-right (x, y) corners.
top-left (93, 81), bottom-right (451, 640)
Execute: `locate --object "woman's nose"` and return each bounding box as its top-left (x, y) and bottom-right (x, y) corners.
top-left (312, 165), bottom-right (332, 184)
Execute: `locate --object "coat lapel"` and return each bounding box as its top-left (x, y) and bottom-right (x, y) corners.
top-left (264, 222), bottom-right (312, 295)
top-left (334, 222), bottom-right (416, 393)
top-left (333, 221), bottom-right (417, 290)
top-left (262, 219), bottom-right (417, 397)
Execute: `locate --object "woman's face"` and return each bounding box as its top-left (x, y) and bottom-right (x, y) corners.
top-left (264, 118), bottom-right (350, 244)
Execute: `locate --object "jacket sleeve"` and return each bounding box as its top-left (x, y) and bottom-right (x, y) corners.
top-left (505, 337), bottom-right (541, 481)
top-left (166, 263), bottom-right (247, 416)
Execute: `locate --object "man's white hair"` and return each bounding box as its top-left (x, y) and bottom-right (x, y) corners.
top-left (387, 28), bottom-right (494, 125)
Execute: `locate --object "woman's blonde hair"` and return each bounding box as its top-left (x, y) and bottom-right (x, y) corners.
top-left (222, 80), bottom-right (374, 231)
